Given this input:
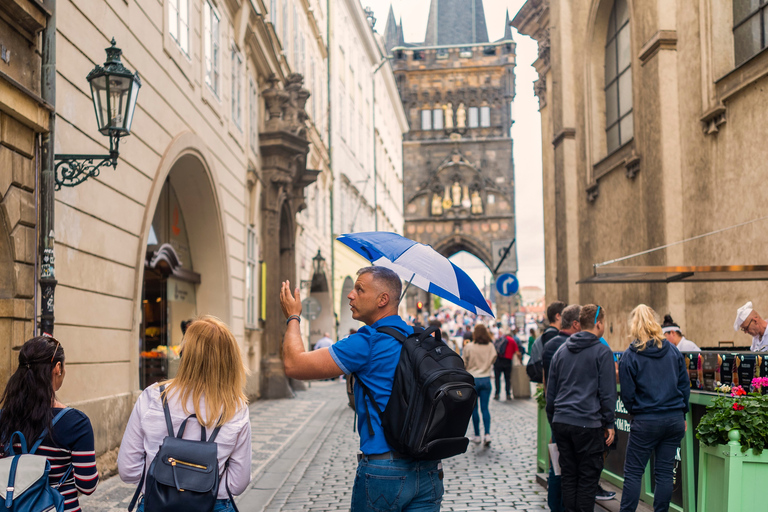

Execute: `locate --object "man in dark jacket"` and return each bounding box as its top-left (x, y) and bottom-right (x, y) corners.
top-left (546, 305), bottom-right (616, 512)
top-left (542, 304), bottom-right (582, 386)
top-left (527, 301), bottom-right (566, 383)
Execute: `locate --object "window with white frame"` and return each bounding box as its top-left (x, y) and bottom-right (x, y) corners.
top-left (421, 110), bottom-right (432, 130)
top-left (733, 0), bottom-right (768, 66)
top-left (204, 0), bottom-right (221, 96)
top-left (292, 5), bottom-right (299, 69)
top-left (339, 85), bottom-right (345, 140)
top-left (168, 0), bottom-right (189, 54)
top-left (480, 106), bottom-right (491, 127)
top-left (245, 226), bottom-right (258, 327)
top-left (604, 0), bottom-right (633, 153)
top-left (432, 108), bottom-right (444, 130)
top-left (231, 44), bottom-right (243, 128)
top-left (270, 0), bottom-right (277, 27)
top-left (468, 107), bottom-right (479, 128)
top-left (249, 78), bottom-right (258, 150)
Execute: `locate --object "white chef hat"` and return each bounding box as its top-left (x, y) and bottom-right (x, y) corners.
top-left (734, 301), bottom-right (753, 331)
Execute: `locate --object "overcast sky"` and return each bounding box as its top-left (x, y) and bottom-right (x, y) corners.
top-left (366, 0), bottom-right (545, 292)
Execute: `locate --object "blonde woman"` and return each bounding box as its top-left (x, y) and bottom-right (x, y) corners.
top-left (118, 316), bottom-right (252, 512)
top-left (463, 324), bottom-right (497, 446)
top-left (618, 305), bottom-right (689, 512)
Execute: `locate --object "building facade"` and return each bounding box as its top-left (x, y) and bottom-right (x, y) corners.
top-left (513, 0), bottom-right (768, 347)
top-left (17, 0), bottom-right (332, 466)
top-left (329, 0), bottom-right (408, 337)
top-left (0, 0), bottom-right (48, 384)
top-left (387, 0), bottom-right (517, 315)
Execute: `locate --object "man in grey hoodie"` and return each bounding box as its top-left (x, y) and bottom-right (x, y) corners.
top-left (546, 304), bottom-right (616, 512)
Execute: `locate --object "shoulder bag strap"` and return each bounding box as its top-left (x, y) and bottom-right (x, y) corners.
top-left (159, 385), bottom-right (175, 437)
top-left (207, 418), bottom-right (223, 443)
top-left (29, 407), bottom-right (71, 454)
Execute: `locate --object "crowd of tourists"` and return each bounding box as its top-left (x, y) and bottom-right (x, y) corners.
top-left (539, 301), bottom-right (691, 512)
top-left (0, 263), bottom-right (702, 512)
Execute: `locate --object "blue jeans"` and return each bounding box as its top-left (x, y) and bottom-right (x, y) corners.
top-left (351, 456), bottom-right (444, 511)
top-left (472, 377), bottom-right (492, 435)
top-left (137, 498), bottom-right (235, 512)
top-left (619, 415), bottom-right (685, 512)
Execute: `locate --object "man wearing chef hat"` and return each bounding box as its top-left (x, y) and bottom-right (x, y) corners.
top-left (734, 301), bottom-right (768, 352)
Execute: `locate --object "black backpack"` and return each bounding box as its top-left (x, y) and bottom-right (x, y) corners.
top-left (355, 325), bottom-right (477, 461)
top-left (129, 385), bottom-right (238, 512)
top-left (526, 326), bottom-right (558, 383)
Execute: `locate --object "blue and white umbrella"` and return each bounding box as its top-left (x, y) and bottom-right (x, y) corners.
top-left (337, 232), bottom-right (494, 317)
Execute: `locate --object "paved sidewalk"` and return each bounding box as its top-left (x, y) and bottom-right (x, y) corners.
top-left (80, 382), bottom-right (343, 511)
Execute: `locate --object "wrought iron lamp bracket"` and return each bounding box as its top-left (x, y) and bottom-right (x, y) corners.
top-left (54, 136), bottom-right (121, 189)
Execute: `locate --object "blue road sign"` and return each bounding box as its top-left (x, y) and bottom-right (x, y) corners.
top-left (496, 273), bottom-right (519, 297)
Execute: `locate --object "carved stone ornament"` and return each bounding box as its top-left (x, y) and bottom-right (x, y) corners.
top-left (701, 104), bottom-right (726, 135)
top-left (534, 77), bottom-right (547, 109)
top-left (625, 155), bottom-right (641, 179)
top-left (587, 183), bottom-right (599, 203)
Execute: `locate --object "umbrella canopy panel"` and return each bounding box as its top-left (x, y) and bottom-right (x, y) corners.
top-left (578, 265), bottom-right (768, 284)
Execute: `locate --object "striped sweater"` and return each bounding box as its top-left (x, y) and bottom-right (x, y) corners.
top-left (7, 408), bottom-right (99, 512)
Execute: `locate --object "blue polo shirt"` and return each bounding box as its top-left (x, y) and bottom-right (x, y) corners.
top-left (328, 315), bottom-right (412, 455)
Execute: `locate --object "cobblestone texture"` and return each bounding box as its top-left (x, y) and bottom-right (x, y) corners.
top-left (80, 380), bottom-right (559, 511)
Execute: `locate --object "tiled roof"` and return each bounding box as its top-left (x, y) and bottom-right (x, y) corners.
top-left (424, 0), bottom-right (489, 46)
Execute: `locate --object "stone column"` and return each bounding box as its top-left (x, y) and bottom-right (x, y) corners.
top-left (259, 75), bottom-right (319, 399)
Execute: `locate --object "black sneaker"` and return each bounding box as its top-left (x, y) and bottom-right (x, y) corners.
top-left (595, 485), bottom-right (616, 501)
top-left (493, 395), bottom-right (500, 401)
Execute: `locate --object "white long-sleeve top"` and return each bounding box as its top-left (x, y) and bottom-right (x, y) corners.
top-left (118, 384), bottom-right (252, 499)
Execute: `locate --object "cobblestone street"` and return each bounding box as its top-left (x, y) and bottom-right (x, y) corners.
top-left (82, 381), bottom-right (584, 511)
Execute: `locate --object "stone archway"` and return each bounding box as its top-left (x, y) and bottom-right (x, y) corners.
top-left (432, 234), bottom-right (494, 272)
top-left (135, 132), bottom-right (231, 391)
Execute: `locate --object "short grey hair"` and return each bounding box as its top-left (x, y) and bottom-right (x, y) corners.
top-left (357, 266), bottom-right (402, 305)
top-left (561, 304), bottom-right (582, 329)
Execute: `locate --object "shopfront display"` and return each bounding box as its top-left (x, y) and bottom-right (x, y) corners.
top-left (140, 179), bottom-right (200, 389)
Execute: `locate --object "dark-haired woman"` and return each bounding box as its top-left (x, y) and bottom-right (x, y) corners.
top-left (0, 336), bottom-right (99, 512)
top-left (463, 324), bottom-right (497, 446)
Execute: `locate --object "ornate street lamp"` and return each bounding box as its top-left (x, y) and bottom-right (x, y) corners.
top-left (54, 38), bottom-right (141, 189)
top-left (312, 250), bottom-right (326, 275)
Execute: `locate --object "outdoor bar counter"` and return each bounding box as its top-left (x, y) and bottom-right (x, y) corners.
top-left (535, 349), bottom-right (766, 512)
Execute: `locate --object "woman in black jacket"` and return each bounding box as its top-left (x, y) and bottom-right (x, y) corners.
top-left (618, 305), bottom-right (689, 512)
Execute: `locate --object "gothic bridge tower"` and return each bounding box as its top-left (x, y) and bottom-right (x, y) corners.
top-left (386, 1), bottom-right (517, 310)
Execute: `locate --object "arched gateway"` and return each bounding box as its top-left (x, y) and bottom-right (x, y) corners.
top-left (390, 0), bottom-right (517, 315)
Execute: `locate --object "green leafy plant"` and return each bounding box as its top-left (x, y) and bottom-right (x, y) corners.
top-left (534, 385), bottom-right (546, 409)
top-left (696, 378), bottom-right (768, 454)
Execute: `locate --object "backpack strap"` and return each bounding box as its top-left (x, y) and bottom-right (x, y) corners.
top-left (6, 431), bottom-right (27, 456)
top-left (207, 420), bottom-right (223, 443)
top-left (159, 385), bottom-right (175, 437)
top-left (223, 459), bottom-right (240, 512)
top-left (352, 374), bottom-right (384, 437)
top-left (376, 326), bottom-right (407, 343)
top-left (128, 465), bottom-right (145, 512)
top-left (29, 407), bottom-right (71, 454)
top-left (5, 454), bottom-right (20, 508)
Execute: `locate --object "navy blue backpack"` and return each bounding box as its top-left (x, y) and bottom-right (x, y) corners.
top-left (0, 407), bottom-right (73, 512)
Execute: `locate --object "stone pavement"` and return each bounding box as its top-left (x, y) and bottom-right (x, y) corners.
top-left (81, 380), bottom-right (612, 511)
top-left (80, 382), bottom-right (339, 511)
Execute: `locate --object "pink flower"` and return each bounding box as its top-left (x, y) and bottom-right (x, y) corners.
top-left (752, 377), bottom-right (768, 389)
top-left (733, 403), bottom-right (745, 411)
top-left (731, 386), bottom-right (747, 397)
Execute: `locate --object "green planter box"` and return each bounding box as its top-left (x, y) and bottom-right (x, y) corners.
top-left (697, 430), bottom-right (768, 512)
top-left (536, 404), bottom-right (550, 473)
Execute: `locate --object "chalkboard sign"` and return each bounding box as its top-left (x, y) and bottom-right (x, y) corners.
top-left (685, 353), bottom-right (701, 390)
top-left (603, 395), bottom-right (631, 478)
top-left (720, 354), bottom-right (736, 386)
top-left (701, 352), bottom-right (719, 391)
top-left (737, 355), bottom-right (756, 391)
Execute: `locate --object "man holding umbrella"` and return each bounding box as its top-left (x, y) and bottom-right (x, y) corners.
top-left (280, 265), bottom-right (444, 511)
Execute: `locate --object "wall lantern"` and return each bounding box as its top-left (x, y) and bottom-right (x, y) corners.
top-left (54, 38), bottom-right (141, 189)
top-left (312, 250), bottom-right (326, 275)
